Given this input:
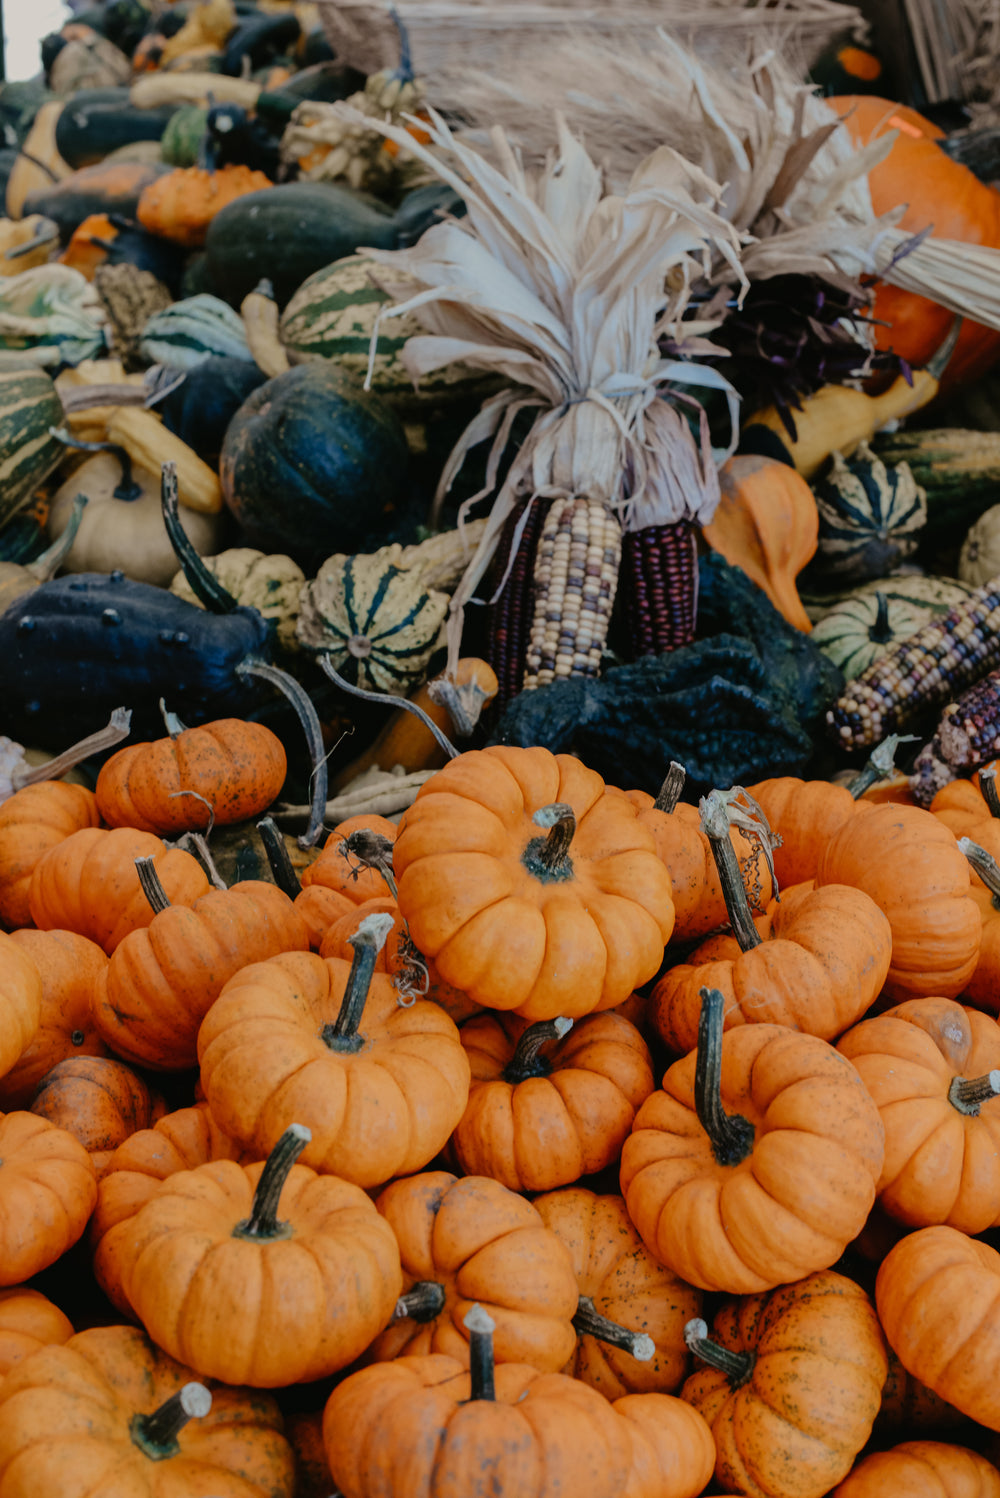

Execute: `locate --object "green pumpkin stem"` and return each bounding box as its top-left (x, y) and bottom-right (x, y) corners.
top-left (48, 426), bottom-right (143, 501)
top-left (12, 706), bottom-right (131, 793)
top-left (232, 1123), bottom-right (311, 1240)
top-left (846, 732), bottom-right (919, 800)
top-left (135, 856), bottom-right (171, 914)
top-left (949, 1070), bottom-right (1000, 1115)
top-left (464, 1303), bottom-right (496, 1402)
top-left (684, 1318), bottom-right (755, 1388)
top-left (522, 803), bottom-right (576, 882)
top-left (700, 791), bottom-right (761, 952)
top-left (573, 1296), bottom-right (655, 1361)
top-left (958, 838), bottom-right (1000, 912)
top-left (160, 461), bottom-right (239, 614)
top-left (322, 912), bottom-right (395, 1053)
top-left (503, 1017), bottom-right (573, 1083)
top-left (338, 828), bottom-right (398, 900)
top-left (25, 493), bottom-right (88, 581)
top-left (257, 816), bottom-right (302, 900)
top-left (235, 658), bottom-right (328, 851)
top-left (980, 768), bottom-right (1000, 821)
top-left (654, 761), bottom-right (686, 814)
top-left (129, 1382), bottom-right (213, 1459)
top-left (694, 987), bottom-right (755, 1167)
top-left (319, 658), bottom-right (459, 762)
top-left (393, 1280), bottom-right (447, 1323)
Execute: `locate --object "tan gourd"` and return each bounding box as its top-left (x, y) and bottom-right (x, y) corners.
top-left (104, 407), bottom-right (223, 514)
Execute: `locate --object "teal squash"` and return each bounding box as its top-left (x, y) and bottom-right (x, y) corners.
top-left (219, 361), bottom-right (410, 563)
top-left (811, 575), bottom-right (975, 680)
top-left (0, 368), bottom-right (65, 531)
top-left (279, 253), bottom-right (496, 410)
top-left (810, 440), bottom-right (927, 583)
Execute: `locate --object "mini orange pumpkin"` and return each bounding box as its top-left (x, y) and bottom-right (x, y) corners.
top-left (29, 1055), bottom-right (167, 1177)
top-left (393, 746), bottom-right (674, 1020)
top-left (0, 933), bottom-right (42, 1084)
top-left (1, 928), bottom-right (108, 1109)
top-left (0, 1287), bottom-right (73, 1378)
top-left (299, 814), bottom-right (399, 905)
top-left (0, 780), bottom-right (101, 929)
top-left (0, 1111), bottom-right (97, 1282)
top-left (831, 1441), bottom-right (1000, 1497)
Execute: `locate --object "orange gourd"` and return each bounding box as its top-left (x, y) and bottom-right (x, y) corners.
top-left (831, 1441), bottom-right (1000, 1497)
top-left (830, 95), bottom-right (1000, 387)
top-left (1, 930), bottom-right (108, 1109)
top-left (95, 717), bottom-right (287, 835)
top-left (701, 454), bottom-right (818, 632)
top-left (29, 1056), bottom-right (167, 1177)
top-left (747, 774), bottom-right (861, 886)
top-left (682, 1270), bottom-right (888, 1498)
top-left (137, 164), bottom-right (273, 248)
top-left (393, 746), bottom-right (674, 1020)
top-left (0, 932), bottom-right (42, 1083)
top-left (0, 780), bottom-right (101, 929)
top-left (0, 1288), bottom-right (73, 1378)
top-left (0, 1111), bottom-right (97, 1282)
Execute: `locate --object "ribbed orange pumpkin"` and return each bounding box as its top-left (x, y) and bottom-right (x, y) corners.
top-left (0, 1111), bottom-right (97, 1282)
top-left (837, 997), bottom-right (1000, 1234)
top-left (0, 781), bottom-right (100, 929)
top-left (682, 1270), bottom-right (888, 1498)
top-left (747, 775), bottom-right (861, 886)
top-left (368, 1171), bottom-right (579, 1372)
top-left (299, 815), bottom-right (398, 906)
top-left (0, 1288), bottom-right (73, 1378)
top-left (1, 929), bottom-right (108, 1109)
top-left (533, 1187), bottom-right (702, 1399)
top-left (621, 989), bottom-right (885, 1294)
top-left (95, 717), bottom-right (287, 835)
top-left (448, 1010), bottom-right (654, 1192)
top-left (93, 878), bottom-right (310, 1070)
top-left (0, 932), bottom-right (42, 1083)
top-left (394, 746), bottom-right (674, 1020)
top-left (815, 803), bottom-right (981, 1001)
top-left (28, 826), bottom-right (210, 954)
top-left (198, 918), bottom-right (471, 1188)
top-left (29, 1056), bottom-right (167, 1177)
top-left (832, 1441), bottom-right (1000, 1497)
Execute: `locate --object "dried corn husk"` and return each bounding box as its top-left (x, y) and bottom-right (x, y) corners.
top-left (355, 106), bottom-right (743, 674)
top-left (274, 764), bottom-right (435, 824)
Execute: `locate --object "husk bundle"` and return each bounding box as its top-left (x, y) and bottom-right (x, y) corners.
top-left (357, 108), bottom-right (744, 670)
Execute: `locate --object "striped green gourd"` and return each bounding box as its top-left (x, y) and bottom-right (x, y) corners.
top-left (279, 253), bottom-right (491, 408)
top-left (872, 428), bottom-right (1000, 554)
top-left (811, 440), bottom-right (927, 582)
top-left (811, 575), bottom-right (975, 681)
top-left (139, 293), bottom-right (251, 370)
top-left (295, 542), bottom-right (449, 694)
top-left (0, 367), bottom-right (65, 533)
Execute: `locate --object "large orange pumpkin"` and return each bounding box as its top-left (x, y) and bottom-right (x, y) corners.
top-left (393, 746), bottom-right (674, 1020)
top-left (829, 96), bottom-right (1000, 386)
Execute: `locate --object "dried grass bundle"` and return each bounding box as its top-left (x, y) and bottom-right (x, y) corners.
top-left (355, 108), bottom-right (744, 670)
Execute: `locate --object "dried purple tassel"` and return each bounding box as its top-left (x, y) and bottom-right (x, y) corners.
top-left (620, 520), bottom-right (698, 657)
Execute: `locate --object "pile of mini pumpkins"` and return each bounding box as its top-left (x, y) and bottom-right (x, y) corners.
top-left (2, 709), bottom-right (1000, 1497)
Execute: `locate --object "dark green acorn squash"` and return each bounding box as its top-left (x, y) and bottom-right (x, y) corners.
top-left (220, 12), bottom-right (300, 77)
top-left (202, 180), bottom-right (462, 307)
top-left (23, 159), bottom-right (173, 245)
top-left (219, 362), bottom-right (410, 565)
top-left (158, 356), bottom-right (270, 467)
top-left (55, 88), bottom-right (175, 170)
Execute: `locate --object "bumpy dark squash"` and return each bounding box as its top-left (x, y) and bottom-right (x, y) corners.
top-left (220, 363), bottom-right (410, 563)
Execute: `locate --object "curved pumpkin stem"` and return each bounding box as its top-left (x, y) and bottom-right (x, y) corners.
top-left (980, 767), bottom-right (1000, 821)
top-left (319, 657), bottom-right (460, 762)
top-left (464, 1303), bottom-right (496, 1402)
top-left (846, 733), bottom-right (919, 800)
top-left (135, 857), bottom-right (172, 914)
top-left (694, 987), bottom-right (755, 1168)
top-left (232, 1123), bottom-right (311, 1241)
top-left (176, 829), bottom-right (228, 891)
top-left (235, 658), bottom-right (328, 851)
top-left (393, 1280), bottom-right (447, 1322)
top-left (12, 706), bottom-right (131, 793)
top-left (503, 1017), bottom-right (572, 1083)
top-left (25, 493), bottom-right (88, 581)
top-left (426, 661), bottom-right (498, 739)
top-left (257, 816), bottom-right (302, 900)
top-left (49, 426), bottom-right (143, 502)
top-left (699, 790), bottom-right (763, 952)
top-left (959, 838), bottom-right (1000, 911)
top-left (523, 803), bottom-right (576, 882)
top-left (321, 912), bottom-right (395, 1053)
top-left (161, 461), bottom-right (239, 614)
top-left (949, 1070), bottom-right (1000, 1115)
top-left (130, 1382), bottom-right (212, 1460)
top-left (573, 1297), bottom-right (655, 1361)
top-left (654, 761), bottom-right (686, 813)
top-left (684, 1317), bottom-right (755, 1388)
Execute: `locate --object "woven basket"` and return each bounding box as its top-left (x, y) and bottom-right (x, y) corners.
top-left (316, 0), bottom-right (864, 78)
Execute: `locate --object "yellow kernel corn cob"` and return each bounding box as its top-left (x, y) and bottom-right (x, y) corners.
top-left (826, 576), bottom-right (1000, 749)
top-left (522, 495), bottom-right (622, 690)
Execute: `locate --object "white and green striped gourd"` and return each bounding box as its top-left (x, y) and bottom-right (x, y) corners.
top-left (812, 441), bottom-right (927, 583)
top-left (812, 574), bottom-right (975, 681)
top-left (139, 294), bottom-right (251, 370)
